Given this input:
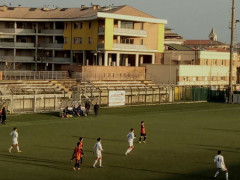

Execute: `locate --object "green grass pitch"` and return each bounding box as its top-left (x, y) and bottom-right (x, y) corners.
top-left (0, 103), bottom-right (240, 180)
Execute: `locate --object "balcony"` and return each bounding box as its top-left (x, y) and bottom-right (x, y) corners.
top-left (98, 43), bottom-right (104, 49)
top-left (0, 28), bottom-right (35, 34)
top-left (38, 43), bottom-right (63, 49)
top-left (0, 42), bottom-right (35, 48)
top-left (40, 57), bottom-right (71, 64)
top-left (39, 29), bottom-right (64, 35)
top-left (98, 27), bottom-right (105, 35)
top-left (0, 56), bottom-right (34, 62)
top-left (113, 43), bottom-right (147, 50)
top-left (114, 28), bottom-right (147, 37)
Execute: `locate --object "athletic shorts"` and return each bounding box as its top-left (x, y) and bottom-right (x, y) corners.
top-left (128, 140), bottom-right (133, 147)
top-left (140, 133), bottom-right (147, 136)
top-left (218, 167), bottom-right (227, 172)
top-left (12, 139), bottom-right (18, 145)
top-left (96, 152), bottom-right (102, 158)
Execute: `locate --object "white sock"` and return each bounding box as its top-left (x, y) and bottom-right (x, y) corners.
top-left (214, 171), bottom-right (219, 177)
top-left (125, 149), bottom-right (129, 154)
top-left (9, 146), bottom-right (13, 151)
top-left (93, 160), bottom-right (98, 167)
top-left (17, 146), bottom-right (20, 151)
top-left (226, 172), bottom-right (229, 180)
top-left (99, 159), bottom-right (102, 167)
top-left (128, 148), bottom-right (132, 153)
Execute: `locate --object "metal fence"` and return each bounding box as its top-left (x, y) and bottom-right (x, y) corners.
top-left (2, 71), bottom-right (70, 80)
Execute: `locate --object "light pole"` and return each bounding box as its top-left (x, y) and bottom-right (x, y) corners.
top-left (229, 0), bottom-right (235, 103)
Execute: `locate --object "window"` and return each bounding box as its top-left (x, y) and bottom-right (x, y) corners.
top-left (183, 77), bottom-right (188, 81)
top-left (213, 60), bottom-right (217, 66)
top-left (88, 37), bottom-right (92, 44)
top-left (204, 77), bottom-right (208, 81)
top-left (140, 39), bottom-right (144, 45)
top-left (140, 22), bottom-right (144, 30)
top-left (121, 38), bottom-right (134, 44)
top-left (193, 77), bottom-right (196, 81)
top-left (80, 23), bottom-right (83, 29)
top-left (121, 21), bottom-right (134, 29)
top-left (74, 23), bottom-right (78, 29)
top-left (64, 37), bottom-right (68, 44)
top-left (64, 23), bottom-right (68, 30)
top-left (73, 37), bottom-right (82, 44)
top-left (204, 59), bottom-right (208, 65)
top-left (221, 77), bottom-right (225, 81)
top-left (89, 22), bottom-right (92, 29)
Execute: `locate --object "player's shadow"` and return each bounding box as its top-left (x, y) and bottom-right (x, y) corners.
top-left (202, 128), bottom-right (240, 133)
top-left (191, 144), bottom-right (240, 153)
top-left (0, 153), bottom-right (70, 171)
top-left (110, 165), bottom-right (208, 179)
top-left (72, 135), bottom-right (126, 143)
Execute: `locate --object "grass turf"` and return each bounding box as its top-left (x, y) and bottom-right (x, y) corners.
top-left (0, 102), bottom-right (240, 180)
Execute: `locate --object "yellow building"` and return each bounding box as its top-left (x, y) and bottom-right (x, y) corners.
top-left (0, 5), bottom-right (167, 70)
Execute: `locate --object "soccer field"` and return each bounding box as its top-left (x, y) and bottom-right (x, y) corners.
top-left (0, 103), bottom-right (240, 180)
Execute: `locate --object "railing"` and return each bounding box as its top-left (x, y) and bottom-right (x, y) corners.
top-left (97, 43), bottom-right (104, 49)
top-left (114, 28), bottom-right (147, 36)
top-left (39, 29), bottom-right (64, 34)
top-left (38, 43), bottom-right (63, 49)
top-left (14, 56), bottom-right (35, 62)
top-left (113, 43), bottom-right (147, 50)
top-left (0, 42), bottom-right (35, 48)
top-left (0, 28), bottom-right (35, 34)
top-left (48, 57), bottom-right (71, 63)
top-left (98, 27), bottom-right (105, 34)
top-left (2, 71), bottom-right (69, 80)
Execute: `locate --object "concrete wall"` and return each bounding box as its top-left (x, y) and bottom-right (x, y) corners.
top-left (145, 64), bottom-right (178, 84)
top-left (82, 66), bottom-right (146, 81)
top-left (164, 51), bottom-right (196, 65)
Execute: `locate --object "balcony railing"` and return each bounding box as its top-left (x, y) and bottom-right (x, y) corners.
top-left (0, 42), bottom-right (35, 48)
top-left (98, 27), bottom-right (105, 34)
top-left (0, 28), bottom-right (36, 34)
top-left (38, 43), bottom-right (63, 49)
top-left (114, 28), bottom-right (147, 37)
top-left (0, 56), bottom-right (34, 62)
top-left (39, 29), bottom-right (64, 34)
top-left (113, 43), bottom-right (147, 50)
top-left (98, 43), bottom-right (104, 49)
top-left (47, 57), bottom-right (71, 63)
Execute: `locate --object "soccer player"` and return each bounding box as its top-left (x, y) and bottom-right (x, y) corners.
top-left (125, 128), bottom-right (136, 155)
top-left (9, 127), bottom-right (22, 153)
top-left (70, 137), bottom-right (84, 163)
top-left (73, 142), bottom-right (81, 171)
top-left (93, 138), bottom-right (103, 168)
top-left (139, 121), bottom-right (147, 143)
top-left (214, 150), bottom-right (229, 180)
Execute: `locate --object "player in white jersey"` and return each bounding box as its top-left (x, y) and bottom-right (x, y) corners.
top-left (125, 128), bottom-right (136, 155)
top-left (9, 127), bottom-right (22, 153)
top-left (93, 138), bottom-right (104, 168)
top-left (214, 150), bottom-right (229, 180)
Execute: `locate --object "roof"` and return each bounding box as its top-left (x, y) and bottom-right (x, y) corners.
top-left (0, 5), bottom-right (156, 20)
top-left (205, 47), bottom-right (229, 52)
top-left (166, 44), bottom-right (193, 51)
top-left (184, 40), bottom-right (227, 46)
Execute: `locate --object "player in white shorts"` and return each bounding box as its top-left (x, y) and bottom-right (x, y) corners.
top-left (125, 128), bottom-right (136, 155)
top-left (214, 150), bottom-right (229, 180)
top-left (93, 138), bottom-right (103, 168)
top-left (9, 127), bottom-right (22, 153)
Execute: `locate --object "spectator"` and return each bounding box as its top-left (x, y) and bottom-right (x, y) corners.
top-left (1, 105), bottom-right (6, 125)
top-left (77, 105), bottom-right (82, 116)
top-left (73, 105), bottom-right (78, 117)
top-left (94, 103), bottom-right (99, 116)
top-left (85, 102), bottom-right (90, 116)
top-left (63, 106), bottom-right (69, 118)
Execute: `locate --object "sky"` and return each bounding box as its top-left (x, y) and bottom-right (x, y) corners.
top-left (1, 0), bottom-right (240, 43)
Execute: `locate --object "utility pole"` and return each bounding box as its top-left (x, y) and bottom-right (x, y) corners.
top-left (229, 0), bottom-right (235, 103)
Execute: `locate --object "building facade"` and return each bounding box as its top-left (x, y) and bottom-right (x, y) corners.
top-left (0, 5), bottom-right (167, 71)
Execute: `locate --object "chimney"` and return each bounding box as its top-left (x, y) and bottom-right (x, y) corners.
top-left (81, 5), bottom-right (85, 9)
top-left (3, 5), bottom-right (7, 12)
top-left (93, 5), bottom-right (100, 10)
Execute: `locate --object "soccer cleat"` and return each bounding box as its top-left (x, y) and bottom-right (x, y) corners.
top-left (73, 167), bottom-right (76, 171)
top-left (99, 166), bottom-right (104, 168)
top-left (138, 141), bottom-right (141, 144)
top-left (125, 152), bottom-right (128, 156)
top-left (143, 141), bottom-right (146, 143)
top-left (77, 168), bottom-right (80, 170)
top-left (8, 149), bottom-right (11, 153)
top-left (93, 165), bottom-right (96, 168)
top-left (17, 150), bottom-right (22, 153)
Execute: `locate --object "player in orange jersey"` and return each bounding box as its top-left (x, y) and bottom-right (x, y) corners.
top-left (139, 121), bottom-right (147, 143)
top-left (73, 142), bottom-right (81, 171)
